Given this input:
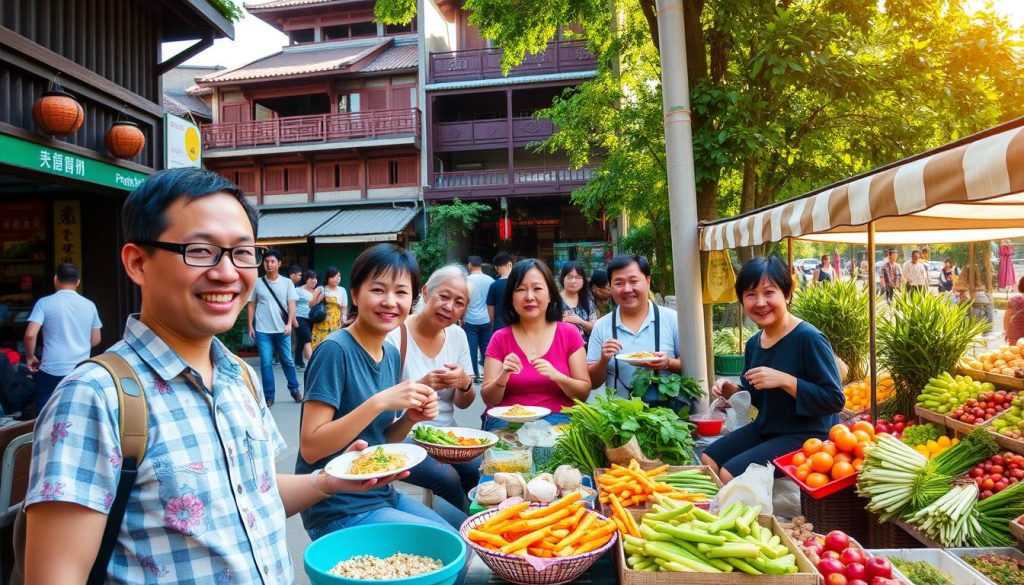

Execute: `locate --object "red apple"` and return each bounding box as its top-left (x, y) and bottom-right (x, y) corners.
top-left (840, 548), bottom-right (866, 566)
top-left (866, 556), bottom-right (893, 579)
top-left (818, 558), bottom-right (846, 577)
top-left (824, 530), bottom-right (851, 553)
top-left (804, 539), bottom-right (825, 556)
top-left (870, 579), bottom-right (900, 585)
top-left (848, 581), bottom-right (868, 585)
top-left (826, 574), bottom-right (848, 585)
top-left (844, 562), bottom-right (867, 581)
top-left (822, 550), bottom-right (842, 561)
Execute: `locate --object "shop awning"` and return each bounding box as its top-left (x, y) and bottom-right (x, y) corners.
top-left (256, 209), bottom-right (340, 245)
top-left (310, 206), bottom-right (419, 243)
top-left (699, 120), bottom-right (1024, 250)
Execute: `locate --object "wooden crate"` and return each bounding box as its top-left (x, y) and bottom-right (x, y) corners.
top-left (596, 466), bottom-right (723, 516)
top-left (957, 366), bottom-right (1024, 391)
top-left (615, 511), bottom-right (821, 584)
top-left (914, 405), bottom-right (948, 427)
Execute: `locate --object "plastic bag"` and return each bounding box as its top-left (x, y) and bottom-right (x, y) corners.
top-left (714, 462), bottom-right (774, 515)
top-left (515, 420), bottom-right (558, 448)
top-left (711, 390), bottom-right (752, 433)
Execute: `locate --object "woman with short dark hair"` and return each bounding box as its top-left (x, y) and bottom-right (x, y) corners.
top-left (701, 256), bottom-right (844, 483)
top-left (481, 259), bottom-right (591, 430)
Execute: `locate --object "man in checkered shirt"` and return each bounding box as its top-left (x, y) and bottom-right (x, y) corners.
top-left (22, 169), bottom-right (406, 584)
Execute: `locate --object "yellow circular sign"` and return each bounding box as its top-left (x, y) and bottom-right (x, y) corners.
top-left (185, 127), bottom-right (200, 161)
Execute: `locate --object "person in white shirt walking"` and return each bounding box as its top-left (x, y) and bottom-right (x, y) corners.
top-left (903, 249), bottom-right (929, 295)
top-left (23, 263), bottom-right (102, 413)
top-left (247, 249), bottom-right (301, 405)
top-left (463, 255), bottom-right (494, 381)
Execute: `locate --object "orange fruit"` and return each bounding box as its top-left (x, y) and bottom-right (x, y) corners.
top-left (829, 423), bottom-right (849, 442)
top-left (834, 452), bottom-right (853, 464)
top-left (835, 431), bottom-right (858, 453)
top-left (852, 430), bottom-right (873, 444)
top-left (796, 464), bottom-right (811, 481)
top-left (802, 438), bottom-right (823, 456)
top-left (792, 452), bottom-right (808, 466)
top-left (831, 461), bottom-right (855, 480)
top-left (852, 457), bottom-right (864, 470)
top-left (855, 442), bottom-right (870, 459)
top-left (852, 421), bottom-right (875, 439)
top-left (820, 441), bottom-right (838, 457)
top-left (806, 472), bottom-right (830, 488)
top-left (810, 452), bottom-right (834, 474)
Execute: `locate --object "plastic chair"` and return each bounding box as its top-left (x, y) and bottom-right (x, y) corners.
top-left (0, 425), bottom-right (33, 583)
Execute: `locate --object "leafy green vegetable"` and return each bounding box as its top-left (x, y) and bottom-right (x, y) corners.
top-left (629, 370), bottom-right (704, 403)
top-left (890, 558), bottom-right (956, 585)
top-left (900, 423), bottom-right (942, 447)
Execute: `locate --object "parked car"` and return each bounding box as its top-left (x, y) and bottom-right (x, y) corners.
top-left (926, 260), bottom-right (943, 287)
top-left (794, 258), bottom-right (820, 279)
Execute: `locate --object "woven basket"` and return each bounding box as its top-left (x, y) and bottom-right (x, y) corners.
top-left (865, 513), bottom-right (926, 549)
top-left (412, 427), bottom-right (498, 464)
top-left (800, 486), bottom-right (868, 544)
top-left (459, 506), bottom-right (616, 585)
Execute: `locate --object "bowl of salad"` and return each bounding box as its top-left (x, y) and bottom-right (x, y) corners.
top-left (411, 425), bottom-right (499, 464)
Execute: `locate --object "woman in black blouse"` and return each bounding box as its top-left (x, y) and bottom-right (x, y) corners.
top-left (702, 256), bottom-right (844, 483)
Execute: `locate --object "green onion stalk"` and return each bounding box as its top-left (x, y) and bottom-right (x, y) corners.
top-left (971, 480), bottom-right (1024, 547)
top-left (909, 429), bottom-right (999, 511)
top-left (904, 482), bottom-right (981, 547)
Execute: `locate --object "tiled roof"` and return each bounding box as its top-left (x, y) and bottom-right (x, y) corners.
top-left (244, 0), bottom-right (342, 10)
top-left (257, 209), bottom-right (340, 239)
top-left (360, 44), bottom-right (418, 72)
top-left (197, 42), bottom-right (387, 83)
top-left (310, 206), bottom-right (419, 237)
top-left (186, 84), bottom-right (213, 96)
top-left (162, 93), bottom-right (213, 119)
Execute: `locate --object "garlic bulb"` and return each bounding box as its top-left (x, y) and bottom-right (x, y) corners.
top-left (553, 465), bottom-right (582, 491)
top-left (493, 472), bottom-right (527, 498)
top-left (525, 477), bottom-right (558, 503)
top-left (475, 481), bottom-right (508, 505)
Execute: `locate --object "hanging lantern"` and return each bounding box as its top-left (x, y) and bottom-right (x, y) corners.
top-left (498, 216), bottom-right (512, 240)
top-left (105, 120), bottom-right (145, 159)
top-left (32, 87), bottom-right (84, 137)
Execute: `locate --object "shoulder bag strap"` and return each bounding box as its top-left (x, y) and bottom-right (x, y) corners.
top-left (399, 323), bottom-right (408, 374)
top-left (611, 308), bottom-right (625, 393)
top-left (652, 302), bottom-right (660, 352)
top-left (230, 354), bottom-right (260, 403)
top-left (261, 276), bottom-right (289, 322)
top-left (83, 353), bottom-right (147, 585)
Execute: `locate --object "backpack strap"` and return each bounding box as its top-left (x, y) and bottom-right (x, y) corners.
top-left (230, 354), bottom-right (259, 403)
top-left (82, 353), bottom-right (147, 585)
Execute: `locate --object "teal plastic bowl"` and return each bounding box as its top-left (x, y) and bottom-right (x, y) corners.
top-left (304, 523), bottom-right (467, 585)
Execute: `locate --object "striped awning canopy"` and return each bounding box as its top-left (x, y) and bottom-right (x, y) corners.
top-left (699, 121), bottom-right (1024, 250)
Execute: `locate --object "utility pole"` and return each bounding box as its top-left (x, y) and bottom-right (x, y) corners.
top-left (656, 0), bottom-right (709, 411)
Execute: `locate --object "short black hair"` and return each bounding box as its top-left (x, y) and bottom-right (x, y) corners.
top-left (502, 259), bottom-right (563, 325)
top-left (735, 256), bottom-right (793, 299)
top-left (467, 255), bottom-right (483, 267)
top-left (302, 269), bottom-right (317, 284)
top-left (607, 255), bottom-right (651, 281)
top-left (347, 244), bottom-right (420, 325)
top-left (264, 249), bottom-right (282, 262)
top-left (122, 168), bottom-right (257, 243)
top-left (590, 269), bottom-right (609, 287)
top-left (55, 263), bottom-right (80, 284)
top-left (324, 266), bottom-right (340, 282)
top-left (287, 264), bottom-right (302, 275)
top-left (493, 252), bottom-right (512, 267)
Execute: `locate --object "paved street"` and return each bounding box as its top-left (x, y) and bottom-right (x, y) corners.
top-left (255, 359), bottom-right (487, 585)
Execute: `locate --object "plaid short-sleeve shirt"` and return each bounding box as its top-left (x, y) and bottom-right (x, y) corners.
top-left (26, 316), bottom-right (293, 584)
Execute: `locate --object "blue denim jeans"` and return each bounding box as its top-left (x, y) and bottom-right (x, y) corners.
top-left (33, 370), bottom-right (65, 414)
top-left (254, 331), bottom-right (299, 402)
top-left (462, 322), bottom-right (492, 377)
top-left (402, 437), bottom-right (480, 511)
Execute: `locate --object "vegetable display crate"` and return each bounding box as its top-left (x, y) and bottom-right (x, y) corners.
top-left (774, 450), bottom-right (857, 499)
top-left (949, 547), bottom-right (1024, 583)
top-left (981, 410), bottom-right (1024, 455)
top-left (713, 354), bottom-right (744, 376)
top-left (614, 511), bottom-right (821, 585)
top-left (595, 466), bottom-right (722, 517)
top-left (958, 365), bottom-right (1024, 391)
top-left (1012, 517), bottom-right (1024, 550)
top-left (797, 486), bottom-right (868, 545)
top-left (913, 405), bottom-right (949, 427)
top-left (868, 548), bottom-right (994, 585)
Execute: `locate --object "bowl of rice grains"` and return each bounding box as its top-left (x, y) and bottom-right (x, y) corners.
top-left (304, 523), bottom-right (466, 585)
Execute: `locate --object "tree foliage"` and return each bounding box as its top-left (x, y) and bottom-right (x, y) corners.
top-left (413, 199), bottom-right (491, 276)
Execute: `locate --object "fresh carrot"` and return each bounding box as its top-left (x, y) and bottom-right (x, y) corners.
top-left (499, 527), bottom-right (552, 555)
top-left (478, 502), bottom-right (530, 530)
top-left (468, 529), bottom-right (510, 548)
top-left (553, 513), bottom-right (596, 550)
top-left (520, 491), bottom-right (582, 519)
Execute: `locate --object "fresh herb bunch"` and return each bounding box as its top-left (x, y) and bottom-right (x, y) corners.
top-left (963, 553), bottom-right (1024, 585)
top-left (629, 369), bottom-right (703, 403)
top-left (890, 558), bottom-right (956, 585)
top-left (712, 327), bottom-right (757, 355)
top-left (551, 390), bottom-right (696, 467)
top-left (900, 423), bottom-right (942, 447)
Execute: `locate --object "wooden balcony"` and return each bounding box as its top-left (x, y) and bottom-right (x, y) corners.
top-left (201, 108), bottom-right (420, 150)
top-left (428, 40), bottom-right (596, 84)
top-left (426, 165), bottom-right (594, 200)
top-left (432, 117), bottom-right (556, 151)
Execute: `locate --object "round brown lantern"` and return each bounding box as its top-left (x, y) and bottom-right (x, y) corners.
top-left (105, 121), bottom-right (145, 159)
top-left (32, 90), bottom-right (84, 136)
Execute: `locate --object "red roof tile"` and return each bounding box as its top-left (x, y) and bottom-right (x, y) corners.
top-left (197, 42), bottom-right (386, 83)
top-left (244, 0), bottom-right (345, 10)
top-left (356, 44), bottom-right (418, 73)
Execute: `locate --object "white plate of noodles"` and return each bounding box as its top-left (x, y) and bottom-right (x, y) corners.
top-left (324, 443), bottom-right (427, 481)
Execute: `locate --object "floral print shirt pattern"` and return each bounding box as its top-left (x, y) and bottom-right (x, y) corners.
top-left (26, 316), bottom-right (290, 584)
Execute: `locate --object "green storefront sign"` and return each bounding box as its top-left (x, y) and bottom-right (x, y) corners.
top-left (0, 133), bottom-right (149, 191)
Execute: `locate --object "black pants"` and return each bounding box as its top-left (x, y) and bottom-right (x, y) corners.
top-left (294, 317), bottom-right (312, 367)
top-left (703, 423), bottom-right (825, 477)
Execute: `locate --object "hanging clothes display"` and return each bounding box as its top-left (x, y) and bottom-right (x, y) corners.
top-left (998, 240), bottom-right (1016, 289)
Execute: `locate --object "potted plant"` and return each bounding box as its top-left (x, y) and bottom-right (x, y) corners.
top-left (712, 327), bottom-right (753, 375)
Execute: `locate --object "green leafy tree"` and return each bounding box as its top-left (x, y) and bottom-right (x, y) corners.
top-left (413, 199), bottom-right (491, 276)
top-left (208, 0), bottom-right (244, 22)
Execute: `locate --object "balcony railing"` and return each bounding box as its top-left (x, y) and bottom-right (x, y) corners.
top-left (201, 108), bottom-right (420, 150)
top-left (427, 165), bottom-right (594, 199)
top-left (433, 117), bottom-right (555, 150)
top-left (428, 40), bottom-right (596, 84)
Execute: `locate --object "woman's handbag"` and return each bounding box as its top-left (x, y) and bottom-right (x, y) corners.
top-left (308, 288), bottom-right (327, 324)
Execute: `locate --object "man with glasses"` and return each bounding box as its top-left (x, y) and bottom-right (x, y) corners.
top-left (22, 168), bottom-right (406, 584)
top-left (247, 249), bottom-right (301, 405)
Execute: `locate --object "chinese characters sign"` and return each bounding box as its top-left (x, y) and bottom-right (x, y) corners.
top-left (53, 201), bottom-right (82, 269)
top-left (0, 133), bottom-right (147, 190)
top-left (0, 202), bottom-right (46, 261)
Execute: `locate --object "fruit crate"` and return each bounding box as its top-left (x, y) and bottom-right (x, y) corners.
top-left (798, 486), bottom-right (869, 545)
top-left (868, 548), bottom-right (995, 585)
top-left (614, 510), bottom-right (821, 585)
top-left (866, 514), bottom-right (927, 549)
top-left (913, 405), bottom-right (948, 427)
top-left (981, 408), bottom-right (1024, 455)
top-left (958, 365), bottom-right (1024, 391)
top-left (1012, 516), bottom-right (1024, 549)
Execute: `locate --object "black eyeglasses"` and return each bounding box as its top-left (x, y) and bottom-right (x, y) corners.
top-left (134, 241), bottom-right (267, 268)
